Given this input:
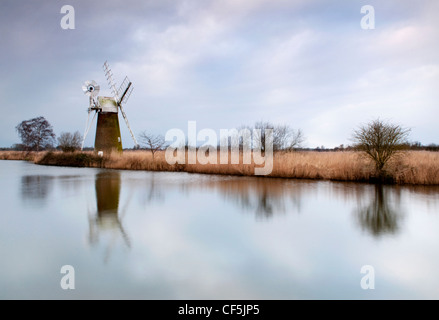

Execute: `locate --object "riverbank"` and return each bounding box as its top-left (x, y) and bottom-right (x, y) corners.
top-left (1, 150), bottom-right (438, 185)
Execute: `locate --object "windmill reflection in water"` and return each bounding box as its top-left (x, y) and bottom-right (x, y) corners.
top-left (87, 171), bottom-right (131, 262)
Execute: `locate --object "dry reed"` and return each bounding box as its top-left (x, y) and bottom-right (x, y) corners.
top-left (1, 150), bottom-right (438, 185)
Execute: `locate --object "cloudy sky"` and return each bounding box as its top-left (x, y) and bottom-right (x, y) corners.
top-left (0, 0), bottom-right (438, 148)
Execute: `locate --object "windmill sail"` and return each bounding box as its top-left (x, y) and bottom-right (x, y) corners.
top-left (103, 61), bottom-right (120, 101)
top-left (119, 104), bottom-right (139, 148)
top-left (118, 77), bottom-right (133, 104)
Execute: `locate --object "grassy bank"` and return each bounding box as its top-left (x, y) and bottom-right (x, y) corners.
top-left (1, 150), bottom-right (438, 185)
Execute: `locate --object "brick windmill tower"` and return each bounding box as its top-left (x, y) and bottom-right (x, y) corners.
top-left (81, 61), bottom-right (139, 154)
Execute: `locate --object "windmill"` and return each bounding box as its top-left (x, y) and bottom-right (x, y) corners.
top-left (81, 61), bottom-right (139, 153)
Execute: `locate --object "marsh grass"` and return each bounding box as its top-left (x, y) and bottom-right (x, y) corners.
top-left (37, 151), bottom-right (104, 167)
top-left (0, 151), bottom-right (38, 161)
top-left (1, 150), bottom-right (438, 185)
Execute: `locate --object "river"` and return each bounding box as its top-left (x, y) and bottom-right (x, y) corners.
top-left (1, 160), bottom-right (439, 299)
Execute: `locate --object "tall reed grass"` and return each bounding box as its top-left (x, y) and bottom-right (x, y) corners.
top-left (1, 150), bottom-right (438, 185)
top-left (0, 151), bottom-right (39, 161)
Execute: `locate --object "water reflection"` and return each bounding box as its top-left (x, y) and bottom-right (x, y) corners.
top-left (57, 175), bottom-right (86, 197)
top-left (21, 174), bottom-right (84, 204)
top-left (141, 172), bottom-right (165, 204)
top-left (21, 175), bottom-right (54, 204)
top-left (200, 177), bottom-right (305, 218)
top-left (88, 171), bottom-right (131, 262)
top-left (354, 185), bottom-right (403, 237)
top-left (7, 161), bottom-right (439, 299)
top-left (200, 177), bottom-right (408, 236)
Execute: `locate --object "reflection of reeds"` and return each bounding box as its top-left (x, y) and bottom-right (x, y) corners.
top-left (1, 150), bottom-right (439, 185)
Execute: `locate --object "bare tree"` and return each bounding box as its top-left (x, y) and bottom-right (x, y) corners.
top-left (352, 118), bottom-right (410, 177)
top-left (16, 116), bottom-right (56, 151)
top-left (139, 132), bottom-right (167, 161)
top-left (57, 131), bottom-right (82, 152)
top-left (281, 127), bottom-right (304, 151)
top-left (252, 121), bottom-right (305, 151)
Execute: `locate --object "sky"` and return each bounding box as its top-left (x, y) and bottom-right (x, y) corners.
top-left (0, 0), bottom-right (438, 149)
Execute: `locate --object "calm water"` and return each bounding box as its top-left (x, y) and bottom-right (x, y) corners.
top-left (1, 160), bottom-right (439, 299)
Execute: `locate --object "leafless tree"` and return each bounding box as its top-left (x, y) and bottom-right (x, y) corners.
top-left (16, 116), bottom-right (56, 151)
top-left (352, 118), bottom-right (410, 177)
top-left (57, 131), bottom-right (82, 152)
top-left (280, 126), bottom-right (304, 151)
top-left (139, 132), bottom-right (167, 161)
top-left (251, 121), bottom-right (305, 151)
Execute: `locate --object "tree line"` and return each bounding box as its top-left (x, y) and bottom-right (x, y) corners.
top-left (14, 116), bottom-right (82, 152)
top-left (11, 115), bottom-right (438, 181)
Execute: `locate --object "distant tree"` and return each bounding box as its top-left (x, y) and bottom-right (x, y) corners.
top-left (272, 124), bottom-right (304, 151)
top-left (426, 143), bottom-right (439, 152)
top-left (11, 143), bottom-right (26, 151)
top-left (15, 116), bottom-right (56, 151)
top-left (57, 131), bottom-right (82, 152)
top-left (247, 121), bottom-right (305, 151)
top-left (411, 141), bottom-right (422, 148)
top-left (139, 132), bottom-right (167, 161)
top-left (352, 118), bottom-right (410, 177)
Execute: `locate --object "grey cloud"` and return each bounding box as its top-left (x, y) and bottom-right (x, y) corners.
top-left (0, 0), bottom-right (437, 148)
